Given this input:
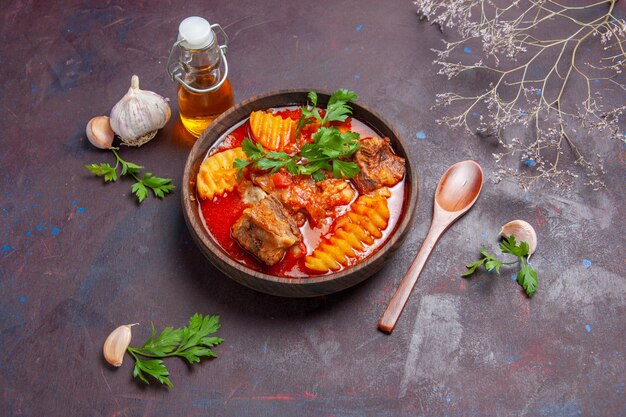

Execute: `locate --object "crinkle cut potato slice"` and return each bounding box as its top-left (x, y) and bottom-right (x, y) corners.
top-left (197, 147), bottom-right (248, 200)
top-left (249, 110), bottom-right (296, 151)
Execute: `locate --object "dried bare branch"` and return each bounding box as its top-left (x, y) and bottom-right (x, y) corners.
top-left (416, 0), bottom-right (626, 189)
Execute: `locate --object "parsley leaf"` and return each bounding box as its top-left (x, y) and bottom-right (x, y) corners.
top-left (235, 138), bottom-right (298, 178)
top-left (518, 264), bottom-right (538, 297)
top-left (463, 259), bottom-right (486, 276)
top-left (233, 158), bottom-right (252, 179)
top-left (463, 247), bottom-right (503, 276)
top-left (86, 163), bottom-right (117, 182)
top-left (86, 149), bottom-right (174, 203)
top-left (242, 137), bottom-right (264, 159)
top-left (295, 91), bottom-right (322, 140)
top-left (463, 238), bottom-right (538, 297)
top-left (327, 89), bottom-right (358, 106)
top-left (141, 173), bottom-right (175, 198)
top-left (500, 235), bottom-right (529, 258)
top-left (311, 170), bottom-right (327, 182)
top-left (332, 159), bottom-right (360, 179)
top-left (133, 359), bottom-right (172, 388)
top-left (142, 324), bottom-right (182, 356)
top-left (126, 314), bottom-right (223, 388)
top-left (322, 89), bottom-right (358, 126)
top-left (120, 160), bottom-right (143, 176)
top-left (485, 258), bottom-right (503, 274)
top-left (295, 89), bottom-right (357, 140)
top-left (255, 158), bottom-right (288, 172)
top-left (131, 182), bottom-right (148, 203)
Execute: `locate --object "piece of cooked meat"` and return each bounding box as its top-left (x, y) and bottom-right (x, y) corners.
top-left (293, 179), bottom-right (355, 225)
top-left (250, 173), bottom-right (356, 227)
top-left (316, 179), bottom-right (356, 207)
top-left (353, 137), bottom-right (405, 193)
top-left (231, 195), bottom-right (302, 266)
top-left (236, 179), bottom-right (267, 204)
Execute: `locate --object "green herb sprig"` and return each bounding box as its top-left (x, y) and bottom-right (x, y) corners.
top-left (295, 89), bottom-right (358, 139)
top-left (235, 89), bottom-right (361, 181)
top-left (127, 314), bottom-right (223, 388)
top-left (235, 127), bottom-right (360, 181)
top-left (86, 149), bottom-right (175, 203)
top-left (463, 235), bottom-right (538, 297)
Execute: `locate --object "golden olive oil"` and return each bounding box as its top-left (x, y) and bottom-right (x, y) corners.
top-left (178, 77), bottom-right (234, 138)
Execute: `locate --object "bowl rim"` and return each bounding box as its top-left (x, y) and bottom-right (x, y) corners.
top-left (182, 88), bottom-right (418, 288)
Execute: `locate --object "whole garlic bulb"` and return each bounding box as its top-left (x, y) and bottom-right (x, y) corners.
top-left (500, 220), bottom-right (537, 256)
top-left (110, 75), bottom-right (171, 147)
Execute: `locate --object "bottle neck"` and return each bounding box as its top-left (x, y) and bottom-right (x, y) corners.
top-left (180, 42), bottom-right (222, 86)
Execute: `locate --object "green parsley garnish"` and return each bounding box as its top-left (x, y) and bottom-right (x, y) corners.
top-left (235, 89), bottom-right (361, 181)
top-left (126, 314), bottom-right (223, 388)
top-left (86, 149), bottom-right (175, 203)
top-left (295, 89), bottom-right (358, 139)
top-left (463, 235), bottom-right (538, 297)
top-left (235, 127), bottom-right (360, 181)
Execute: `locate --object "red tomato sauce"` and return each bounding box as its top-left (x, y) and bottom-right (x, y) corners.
top-left (198, 107), bottom-right (406, 278)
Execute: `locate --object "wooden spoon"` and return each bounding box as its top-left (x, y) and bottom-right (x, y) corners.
top-left (378, 160), bottom-right (483, 334)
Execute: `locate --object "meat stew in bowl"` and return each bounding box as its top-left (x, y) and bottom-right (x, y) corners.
top-left (195, 90), bottom-right (407, 278)
top-left (182, 90), bottom-right (417, 296)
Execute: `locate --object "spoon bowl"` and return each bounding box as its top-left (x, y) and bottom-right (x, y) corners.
top-left (378, 160), bottom-right (483, 333)
top-left (435, 160), bottom-right (483, 213)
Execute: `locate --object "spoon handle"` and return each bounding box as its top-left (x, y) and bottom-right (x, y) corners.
top-left (378, 222), bottom-right (445, 333)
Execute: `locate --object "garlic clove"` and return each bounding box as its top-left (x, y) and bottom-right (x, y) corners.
top-left (500, 220), bottom-right (537, 255)
top-left (103, 324), bottom-right (137, 367)
top-left (86, 116), bottom-right (115, 149)
top-left (110, 75), bottom-right (171, 147)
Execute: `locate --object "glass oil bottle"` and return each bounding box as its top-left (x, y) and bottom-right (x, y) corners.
top-left (167, 16), bottom-right (234, 138)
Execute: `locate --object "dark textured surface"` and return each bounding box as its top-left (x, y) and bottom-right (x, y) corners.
top-left (1, 1), bottom-right (624, 416)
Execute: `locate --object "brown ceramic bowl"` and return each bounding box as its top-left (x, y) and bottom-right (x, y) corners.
top-left (182, 90), bottom-right (418, 297)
